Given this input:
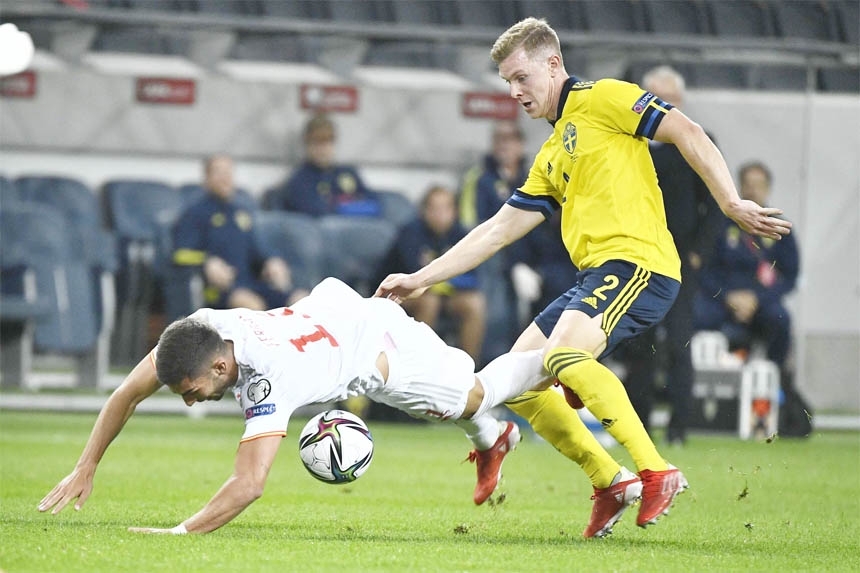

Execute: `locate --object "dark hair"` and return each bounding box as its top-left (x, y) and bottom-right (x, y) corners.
top-left (155, 317), bottom-right (226, 387)
top-left (738, 161), bottom-right (772, 186)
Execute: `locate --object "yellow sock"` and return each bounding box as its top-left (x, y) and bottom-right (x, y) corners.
top-left (544, 347), bottom-right (668, 472)
top-left (507, 389), bottom-right (620, 488)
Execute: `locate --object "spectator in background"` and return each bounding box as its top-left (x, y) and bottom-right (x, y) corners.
top-left (694, 161), bottom-right (799, 379)
top-left (459, 120), bottom-right (529, 228)
top-left (265, 114), bottom-right (380, 217)
top-left (378, 185), bottom-right (486, 362)
top-left (618, 65), bottom-right (722, 445)
top-left (172, 154), bottom-right (302, 311)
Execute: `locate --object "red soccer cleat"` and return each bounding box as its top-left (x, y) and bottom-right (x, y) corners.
top-left (554, 380), bottom-right (584, 409)
top-left (637, 464), bottom-right (689, 528)
top-left (467, 421), bottom-right (521, 505)
top-left (583, 467), bottom-right (643, 538)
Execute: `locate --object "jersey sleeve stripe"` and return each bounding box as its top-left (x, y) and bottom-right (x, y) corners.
top-left (635, 98), bottom-right (674, 139)
top-left (506, 190), bottom-right (560, 219)
top-left (239, 431), bottom-right (287, 444)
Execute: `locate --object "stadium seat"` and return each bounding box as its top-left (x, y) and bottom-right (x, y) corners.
top-left (229, 33), bottom-right (309, 63)
top-left (93, 26), bottom-right (189, 55)
top-left (834, 0), bottom-right (859, 44)
top-left (581, 0), bottom-right (645, 33)
top-left (518, 1), bottom-right (587, 32)
top-left (391, 0), bottom-right (458, 26)
top-left (0, 176), bottom-right (19, 207)
top-left (643, 0), bottom-right (710, 35)
top-left (689, 62), bottom-right (748, 89)
top-left (818, 67), bottom-right (860, 92)
top-left (195, 0), bottom-right (258, 16)
top-left (365, 40), bottom-right (448, 69)
top-left (0, 203), bottom-right (112, 389)
top-left (15, 175), bottom-right (101, 228)
top-left (772, 0), bottom-right (839, 42)
top-left (329, 0), bottom-right (393, 23)
top-left (319, 215), bottom-right (397, 296)
top-left (754, 65), bottom-right (810, 91)
top-left (453, 0), bottom-right (520, 29)
top-left (707, 0), bottom-right (774, 38)
top-left (254, 211), bottom-right (325, 291)
top-left (258, 0), bottom-right (326, 19)
top-left (376, 190), bottom-right (417, 229)
top-left (104, 179), bottom-right (183, 365)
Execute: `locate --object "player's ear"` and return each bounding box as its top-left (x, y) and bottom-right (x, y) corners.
top-left (547, 53), bottom-right (561, 77)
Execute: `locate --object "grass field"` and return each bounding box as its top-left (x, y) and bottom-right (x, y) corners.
top-left (1, 411), bottom-right (858, 572)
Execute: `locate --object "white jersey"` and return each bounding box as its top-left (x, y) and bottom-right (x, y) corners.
top-left (155, 278), bottom-right (476, 444)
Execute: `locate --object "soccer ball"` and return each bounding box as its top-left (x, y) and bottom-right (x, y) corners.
top-left (298, 409), bottom-right (374, 484)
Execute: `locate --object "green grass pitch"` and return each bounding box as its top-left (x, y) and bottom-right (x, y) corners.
top-left (1, 411), bottom-right (858, 572)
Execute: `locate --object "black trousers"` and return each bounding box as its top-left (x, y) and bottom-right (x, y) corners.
top-left (620, 271), bottom-right (696, 440)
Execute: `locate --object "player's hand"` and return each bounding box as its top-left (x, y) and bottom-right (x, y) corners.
top-left (725, 199), bottom-right (792, 240)
top-left (373, 273), bottom-right (428, 303)
top-left (204, 256), bottom-right (236, 290)
top-left (262, 257), bottom-right (291, 291)
top-left (38, 466), bottom-right (95, 514)
top-left (726, 289), bottom-right (758, 324)
top-left (128, 527), bottom-right (174, 534)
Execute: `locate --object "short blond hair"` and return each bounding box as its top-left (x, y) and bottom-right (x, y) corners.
top-left (491, 17), bottom-right (561, 65)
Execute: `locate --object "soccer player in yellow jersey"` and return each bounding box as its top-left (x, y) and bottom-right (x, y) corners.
top-left (377, 17), bottom-right (791, 538)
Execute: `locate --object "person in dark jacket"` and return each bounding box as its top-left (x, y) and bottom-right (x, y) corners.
top-left (173, 155), bottom-right (301, 310)
top-left (619, 66), bottom-right (722, 445)
top-left (379, 185), bottom-right (486, 361)
top-left (265, 114), bottom-right (379, 217)
top-left (695, 161), bottom-right (799, 374)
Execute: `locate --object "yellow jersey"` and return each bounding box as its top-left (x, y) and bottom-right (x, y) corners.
top-left (509, 77), bottom-right (682, 281)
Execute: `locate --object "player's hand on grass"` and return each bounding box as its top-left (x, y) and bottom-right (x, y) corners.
top-left (374, 273), bottom-right (428, 303)
top-left (38, 466), bottom-right (94, 514)
top-left (725, 199), bottom-right (792, 240)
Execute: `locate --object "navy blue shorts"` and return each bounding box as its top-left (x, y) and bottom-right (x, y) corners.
top-left (534, 260), bottom-right (680, 358)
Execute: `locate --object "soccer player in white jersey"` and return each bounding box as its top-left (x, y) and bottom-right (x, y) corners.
top-left (38, 278), bottom-right (549, 534)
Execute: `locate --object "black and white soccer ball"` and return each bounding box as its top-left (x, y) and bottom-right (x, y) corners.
top-left (298, 409), bottom-right (374, 484)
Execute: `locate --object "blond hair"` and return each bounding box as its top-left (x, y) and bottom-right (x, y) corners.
top-left (491, 17), bottom-right (561, 65)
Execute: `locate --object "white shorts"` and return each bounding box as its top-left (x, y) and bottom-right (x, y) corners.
top-left (367, 317), bottom-right (476, 422)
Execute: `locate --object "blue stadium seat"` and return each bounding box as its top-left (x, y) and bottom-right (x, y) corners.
top-left (454, 0), bottom-right (519, 28)
top-left (105, 179), bottom-right (183, 364)
top-left (93, 26), bottom-right (188, 55)
top-left (643, 0), bottom-right (710, 35)
top-left (707, 0), bottom-right (774, 38)
top-left (818, 67), bottom-right (860, 92)
top-left (0, 175), bottom-right (19, 207)
top-left (0, 203), bottom-right (111, 388)
top-left (772, 0), bottom-right (839, 42)
top-left (229, 33), bottom-right (308, 62)
top-left (689, 62), bottom-right (748, 89)
top-left (195, 0), bottom-right (258, 16)
top-left (391, 0), bottom-right (458, 25)
top-left (255, 211), bottom-right (325, 291)
top-left (15, 175), bottom-right (101, 228)
top-left (834, 0), bottom-right (859, 44)
top-left (376, 190), bottom-right (417, 229)
top-left (329, 0), bottom-right (393, 22)
top-left (319, 215), bottom-right (397, 296)
top-left (365, 40), bottom-right (447, 69)
top-left (259, 0), bottom-right (329, 19)
top-left (755, 65), bottom-right (810, 91)
top-left (581, 0), bottom-right (645, 32)
top-left (518, 1), bottom-right (586, 31)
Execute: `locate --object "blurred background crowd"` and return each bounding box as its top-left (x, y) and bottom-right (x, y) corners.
top-left (0, 0), bottom-right (857, 433)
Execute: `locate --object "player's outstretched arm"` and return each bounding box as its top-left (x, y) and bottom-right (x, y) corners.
top-left (375, 205), bottom-right (544, 300)
top-left (654, 108), bottom-right (792, 241)
top-left (129, 434), bottom-right (282, 534)
top-left (38, 355), bottom-right (162, 515)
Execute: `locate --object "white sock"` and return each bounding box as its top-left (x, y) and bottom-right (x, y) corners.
top-left (455, 415), bottom-right (503, 451)
top-left (473, 349), bottom-right (548, 419)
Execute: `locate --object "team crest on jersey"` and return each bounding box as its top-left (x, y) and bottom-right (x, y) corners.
top-left (247, 378), bottom-right (271, 404)
top-left (562, 123), bottom-right (577, 156)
